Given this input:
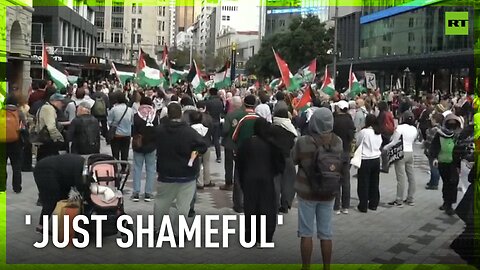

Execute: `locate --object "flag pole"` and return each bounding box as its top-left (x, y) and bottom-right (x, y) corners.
top-left (432, 73), bottom-right (435, 93)
top-left (390, 74), bottom-right (393, 92)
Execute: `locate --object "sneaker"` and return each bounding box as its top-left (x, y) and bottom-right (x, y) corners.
top-left (131, 193), bottom-right (140, 202)
top-left (204, 182), bottom-right (216, 188)
top-left (216, 158), bottom-right (222, 163)
top-left (439, 204), bottom-right (446, 211)
top-left (188, 209), bottom-right (196, 217)
top-left (144, 194), bottom-right (153, 202)
top-left (341, 209), bottom-right (349, 214)
top-left (279, 207), bottom-right (289, 214)
top-left (335, 210), bottom-right (341, 215)
top-left (403, 200), bottom-right (415, 206)
top-left (197, 185), bottom-right (205, 190)
top-left (425, 185), bottom-right (438, 190)
top-left (445, 208), bottom-right (456, 216)
top-left (388, 201), bottom-right (404, 207)
top-left (219, 184), bottom-right (233, 191)
top-left (35, 225), bottom-right (43, 234)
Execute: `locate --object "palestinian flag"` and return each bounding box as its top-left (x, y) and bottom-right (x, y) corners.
top-left (296, 85), bottom-right (315, 112)
top-left (136, 49), bottom-right (162, 87)
top-left (272, 48), bottom-right (301, 92)
top-left (187, 60), bottom-right (206, 94)
top-left (348, 63), bottom-right (366, 97)
top-left (300, 59), bottom-right (317, 83)
top-left (320, 65), bottom-right (335, 97)
top-left (269, 78), bottom-right (281, 89)
top-left (42, 44), bottom-right (69, 90)
top-left (169, 60), bottom-right (188, 85)
top-left (214, 60), bottom-right (232, 89)
top-left (111, 62), bottom-right (135, 85)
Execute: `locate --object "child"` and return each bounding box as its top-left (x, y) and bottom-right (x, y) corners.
top-left (424, 113), bottom-right (444, 190)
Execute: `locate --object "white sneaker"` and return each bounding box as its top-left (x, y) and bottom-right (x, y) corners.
top-left (335, 210), bottom-right (341, 215)
top-left (341, 209), bottom-right (349, 214)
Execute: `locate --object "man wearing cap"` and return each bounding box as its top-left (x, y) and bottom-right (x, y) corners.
top-left (35, 93), bottom-right (65, 160)
top-left (68, 102), bottom-right (100, 155)
top-left (333, 100), bottom-right (356, 215)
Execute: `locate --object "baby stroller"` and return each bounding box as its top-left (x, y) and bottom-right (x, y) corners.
top-left (83, 154), bottom-right (132, 237)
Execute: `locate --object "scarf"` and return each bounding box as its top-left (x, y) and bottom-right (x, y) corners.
top-left (137, 105), bottom-right (156, 126)
top-left (273, 116), bottom-right (298, 137)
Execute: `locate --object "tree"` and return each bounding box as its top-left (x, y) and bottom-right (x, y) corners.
top-left (205, 53), bottom-right (228, 72)
top-left (168, 49), bottom-right (190, 68)
top-left (245, 15), bottom-right (334, 80)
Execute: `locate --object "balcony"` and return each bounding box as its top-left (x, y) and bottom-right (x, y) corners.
top-left (31, 44), bottom-right (88, 56)
top-left (97, 42), bottom-right (126, 49)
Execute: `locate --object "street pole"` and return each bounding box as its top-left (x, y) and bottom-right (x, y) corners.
top-left (390, 74), bottom-right (393, 91)
top-left (130, 30), bottom-right (134, 65)
top-left (449, 73), bottom-right (453, 94)
top-left (432, 73), bottom-right (435, 93)
top-left (332, 5), bottom-right (338, 83)
top-left (189, 33), bottom-right (193, 65)
top-left (231, 42), bottom-right (237, 87)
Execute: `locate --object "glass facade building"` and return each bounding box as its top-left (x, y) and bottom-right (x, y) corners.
top-left (360, 6), bottom-right (473, 59)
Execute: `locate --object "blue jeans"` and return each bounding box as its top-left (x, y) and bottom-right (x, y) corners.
top-left (133, 150), bottom-right (156, 195)
top-left (427, 157), bottom-right (440, 187)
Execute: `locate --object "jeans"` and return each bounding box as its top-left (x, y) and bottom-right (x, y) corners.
top-left (427, 157), bottom-right (441, 187)
top-left (154, 180), bottom-right (196, 233)
top-left (357, 158), bottom-right (380, 211)
top-left (224, 148), bottom-right (234, 185)
top-left (334, 153), bottom-right (351, 210)
top-left (274, 157), bottom-right (296, 209)
top-left (132, 150), bottom-right (156, 195)
top-left (211, 122), bottom-right (221, 160)
top-left (438, 162), bottom-right (460, 205)
top-left (297, 198), bottom-right (334, 240)
top-left (110, 136), bottom-right (130, 170)
top-left (394, 152), bottom-right (415, 203)
top-left (0, 142), bottom-right (23, 192)
top-left (97, 117), bottom-right (108, 139)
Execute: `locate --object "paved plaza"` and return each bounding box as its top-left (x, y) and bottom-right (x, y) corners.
top-left (5, 142), bottom-right (470, 267)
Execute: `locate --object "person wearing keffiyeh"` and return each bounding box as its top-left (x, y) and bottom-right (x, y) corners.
top-left (131, 97), bottom-right (159, 202)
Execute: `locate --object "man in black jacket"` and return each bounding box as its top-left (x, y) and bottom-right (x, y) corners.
top-left (205, 88), bottom-right (224, 163)
top-left (154, 103), bottom-right (207, 233)
top-left (68, 102), bottom-right (100, 155)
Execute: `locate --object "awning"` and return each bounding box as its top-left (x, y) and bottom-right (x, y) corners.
top-left (7, 53), bottom-right (33, 61)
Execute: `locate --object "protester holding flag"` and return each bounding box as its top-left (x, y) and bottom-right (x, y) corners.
top-left (107, 91), bottom-right (133, 172)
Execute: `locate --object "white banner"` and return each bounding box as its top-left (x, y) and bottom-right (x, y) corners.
top-left (365, 72), bottom-right (376, 89)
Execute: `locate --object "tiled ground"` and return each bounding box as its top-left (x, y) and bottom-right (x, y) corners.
top-left (5, 142), bottom-right (470, 266)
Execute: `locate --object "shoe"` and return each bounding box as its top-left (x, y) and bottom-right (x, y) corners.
top-left (341, 209), bottom-right (349, 214)
top-left (388, 201), bottom-right (404, 207)
top-left (131, 193), bottom-right (140, 202)
top-left (357, 206), bottom-right (367, 213)
top-left (403, 200), bottom-right (415, 206)
top-left (36, 198), bottom-right (42, 206)
top-left (279, 207), bottom-right (288, 214)
top-left (197, 185), bottom-right (205, 190)
top-left (425, 185), bottom-right (438, 190)
top-left (13, 190), bottom-right (21, 194)
top-left (35, 225), bottom-right (43, 234)
top-left (368, 206), bottom-right (377, 211)
top-left (188, 209), bottom-right (196, 217)
top-left (204, 182), bottom-right (216, 188)
top-left (216, 158), bottom-right (221, 163)
top-left (219, 184), bottom-right (233, 191)
top-left (233, 206), bottom-right (244, 213)
top-left (144, 194), bottom-right (153, 202)
top-left (335, 210), bottom-right (341, 215)
top-left (439, 204), bottom-right (446, 211)
top-left (445, 208), bottom-right (456, 216)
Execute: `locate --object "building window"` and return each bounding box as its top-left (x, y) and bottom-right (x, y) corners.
top-left (158, 36), bottom-right (162, 45)
top-left (97, 32), bottom-right (104, 43)
top-left (137, 19), bottom-right (142, 29)
top-left (408, 32), bottom-right (414, 41)
top-left (138, 4), bottom-right (142, 14)
top-left (162, 7), bottom-right (166, 16)
top-left (279, 20), bottom-right (285, 27)
top-left (226, 16), bottom-right (230, 21)
top-left (132, 19), bottom-right (136, 29)
top-left (111, 32), bottom-right (123, 43)
top-left (112, 2), bottom-right (124, 13)
top-left (136, 34), bottom-right (142, 44)
top-left (132, 3), bottom-right (136, 13)
top-left (408, 17), bottom-right (414, 27)
top-left (112, 17), bottom-right (123, 29)
top-left (162, 21), bottom-right (165, 31)
top-left (95, 16), bottom-right (104, 28)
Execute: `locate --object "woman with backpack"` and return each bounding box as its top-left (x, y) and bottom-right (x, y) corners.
top-left (384, 111), bottom-right (418, 207)
top-left (355, 114), bottom-right (383, 213)
top-left (107, 91), bottom-right (133, 173)
top-left (131, 97), bottom-right (158, 202)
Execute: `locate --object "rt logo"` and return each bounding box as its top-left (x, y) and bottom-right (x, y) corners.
top-left (445, 12), bottom-right (469, 35)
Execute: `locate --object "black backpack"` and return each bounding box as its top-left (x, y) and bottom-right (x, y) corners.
top-left (76, 116), bottom-right (100, 154)
top-left (307, 137), bottom-right (343, 197)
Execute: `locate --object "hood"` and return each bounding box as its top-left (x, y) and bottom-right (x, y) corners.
top-left (308, 107), bottom-right (333, 135)
top-left (191, 123), bottom-right (209, 137)
top-left (165, 119), bottom-right (187, 132)
top-left (443, 113), bottom-right (462, 126)
top-left (182, 105), bottom-right (197, 112)
top-left (137, 105), bottom-right (156, 126)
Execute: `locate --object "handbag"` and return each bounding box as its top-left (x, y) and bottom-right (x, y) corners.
top-left (131, 134), bottom-right (143, 150)
top-left (107, 106), bottom-right (128, 142)
top-left (350, 139), bottom-right (363, 168)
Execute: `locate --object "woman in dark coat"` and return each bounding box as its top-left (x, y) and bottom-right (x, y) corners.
top-left (237, 118), bottom-right (285, 244)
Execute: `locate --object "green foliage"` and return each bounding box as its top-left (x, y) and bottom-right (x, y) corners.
top-left (245, 15), bottom-right (334, 80)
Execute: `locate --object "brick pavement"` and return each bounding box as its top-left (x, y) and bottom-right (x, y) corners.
top-left (5, 143), bottom-right (469, 265)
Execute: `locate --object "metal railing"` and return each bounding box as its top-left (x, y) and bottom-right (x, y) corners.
top-left (31, 44), bottom-right (88, 56)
